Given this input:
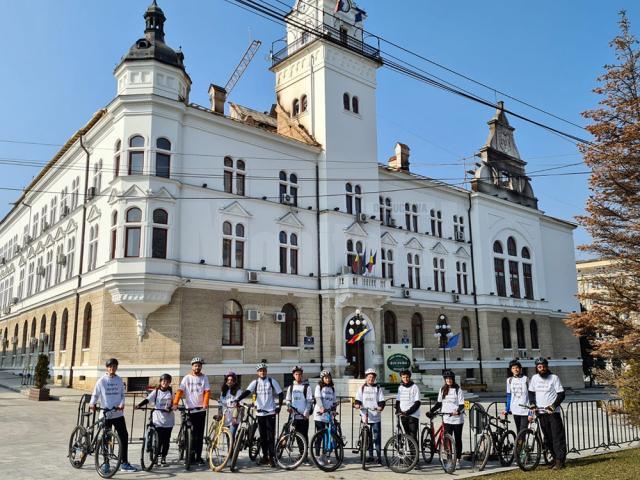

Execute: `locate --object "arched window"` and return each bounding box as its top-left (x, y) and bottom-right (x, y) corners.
top-left (411, 313), bottom-right (423, 348)
top-left (128, 135), bottom-right (145, 175)
top-left (292, 98), bottom-right (300, 116)
top-left (60, 309), bottom-right (68, 351)
top-left (87, 224), bottom-right (99, 271)
top-left (381, 248), bottom-right (394, 285)
top-left (522, 248), bottom-right (534, 300)
top-left (155, 137), bottom-right (171, 178)
top-left (521, 247), bottom-right (530, 259)
top-left (223, 300), bottom-right (243, 346)
top-left (507, 237), bottom-right (517, 256)
top-left (93, 158), bottom-right (103, 193)
top-left (407, 254), bottom-right (421, 289)
top-left (279, 231), bottom-right (298, 274)
top-left (279, 171), bottom-right (298, 206)
top-left (493, 240), bottom-right (507, 297)
top-left (125, 207), bottom-right (142, 257)
top-left (30, 318), bottom-right (36, 353)
top-left (493, 241), bottom-right (503, 254)
top-left (501, 318), bottom-right (512, 349)
top-left (50, 312), bottom-right (57, 354)
top-left (114, 140), bottom-right (121, 178)
top-left (352, 96), bottom-right (359, 114)
top-left (384, 311), bottom-right (397, 344)
top-left (345, 183), bottom-right (353, 214)
top-left (82, 303), bottom-right (92, 349)
top-left (430, 209), bottom-right (442, 237)
top-left (530, 320), bottom-right (539, 350)
top-left (516, 318), bottom-right (526, 349)
top-left (456, 261), bottom-right (469, 295)
top-left (343, 93), bottom-right (351, 111)
top-left (22, 321), bottom-right (28, 352)
top-left (39, 315), bottom-right (46, 352)
top-left (66, 236), bottom-right (76, 280)
top-left (453, 215), bottom-right (465, 241)
top-left (346, 239), bottom-right (355, 267)
top-left (354, 185), bottom-right (362, 215)
top-left (152, 209), bottom-right (168, 259)
top-left (224, 156), bottom-right (233, 193)
top-left (461, 317), bottom-right (471, 349)
top-left (281, 303), bottom-right (298, 347)
top-left (300, 95), bottom-right (308, 112)
top-left (110, 211), bottom-right (118, 260)
top-left (433, 257), bottom-right (446, 292)
top-left (222, 221), bottom-right (244, 268)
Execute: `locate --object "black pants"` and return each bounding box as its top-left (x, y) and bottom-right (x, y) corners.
top-left (293, 418), bottom-right (309, 460)
top-left (156, 426), bottom-right (173, 458)
top-left (444, 423), bottom-right (464, 459)
top-left (539, 412), bottom-right (566, 462)
top-left (190, 410), bottom-right (207, 460)
top-left (400, 416), bottom-right (419, 442)
top-left (105, 416), bottom-right (129, 464)
top-left (258, 414), bottom-right (277, 460)
top-left (513, 415), bottom-right (528, 434)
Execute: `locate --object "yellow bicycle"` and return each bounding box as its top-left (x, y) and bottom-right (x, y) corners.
top-left (207, 410), bottom-right (235, 471)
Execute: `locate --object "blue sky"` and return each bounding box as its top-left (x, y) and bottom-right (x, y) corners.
top-left (1, 0), bottom-right (638, 259)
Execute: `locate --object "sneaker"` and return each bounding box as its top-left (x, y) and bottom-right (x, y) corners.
top-left (366, 456), bottom-right (374, 463)
top-left (456, 459), bottom-right (462, 469)
top-left (160, 457), bottom-right (168, 467)
top-left (376, 457), bottom-right (382, 465)
top-left (259, 456), bottom-right (270, 465)
top-left (120, 463), bottom-right (138, 473)
top-left (196, 457), bottom-right (206, 466)
top-left (552, 459), bottom-right (565, 470)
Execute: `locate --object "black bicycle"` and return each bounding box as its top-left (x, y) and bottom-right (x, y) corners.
top-left (228, 404), bottom-right (261, 471)
top-left (68, 406), bottom-right (122, 478)
top-left (309, 410), bottom-right (344, 472)
top-left (137, 407), bottom-right (170, 471)
top-left (515, 404), bottom-right (554, 471)
top-left (176, 407), bottom-right (200, 470)
top-left (472, 411), bottom-right (516, 471)
top-left (275, 406), bottom-right (308, 470)
top-left (352, 407), bottom-right (377, 470)
top-left (384, 413), bottom-right (419, 473)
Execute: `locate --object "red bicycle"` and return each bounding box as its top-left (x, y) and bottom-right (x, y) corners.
top-left (420, 413), bottom-right (457, 474)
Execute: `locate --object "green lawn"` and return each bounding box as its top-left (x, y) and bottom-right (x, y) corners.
top-left (482, 448), bottom-right (640, 480)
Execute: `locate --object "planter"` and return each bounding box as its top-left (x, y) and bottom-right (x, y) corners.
top-left (28, 387), bottom-right (50, 401)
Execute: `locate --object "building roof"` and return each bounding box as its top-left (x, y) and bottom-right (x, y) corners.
top-left (229, 102), bottom-right (278, 130)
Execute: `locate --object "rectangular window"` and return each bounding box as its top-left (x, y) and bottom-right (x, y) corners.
top-left (509, 260), bottom-right (520, 298)
top-left (279, 246), bottom-right (287, 273)
top-left (236, 173), bottom-right (245, 196)
top-left (110, 229), bottom-right (117, 260)
top-left (223, 317), bottom-right (242, 345)
top-left (494, 258), bottom-right (507, 297)
top-left (413, 216), bottom-right (418, 233)
top-left (346, 196), bottom-right (353, 215)
top-left (355, 197), bottom-right (362, 215)
top-left (224, 170), bottom-right (233, 193)
top-left (128, 151), bottom-right (144, 175)
top-left (408, 266), bottom-right (414, 289)
top-left (523, 263), bottom-right (533, 299)
top-left (415, 268), bottom-right (421, 290)
top-left (155, 153), bottom-right (170, 178)
top-left (222, 239), bottom-right (232, 267)
top-left (405, 214), bottom-right (411, 230)
top-left (114, 154), bottom-right (120, 177)
top-left (125, 227), bottom-right (141, 257)
top-left (235, 240), bottom-right (244, 269)
top-left (290, 249), bottom-right (298, 275)
top-left (152, 228), bottom-right (167, 259)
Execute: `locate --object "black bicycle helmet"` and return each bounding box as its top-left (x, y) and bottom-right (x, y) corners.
top-left (399, 369), bottom-right (412, 376)
top-left (508, 360), bottom-right (522, 368)
top-left (534, 357), bottom-right (548, 366)
top-left (105, 358), bottom-right (119, 367)
top-left (160, 373), bottom-right (172, 382)
top-left (442, 369), bottom-right (455, 379)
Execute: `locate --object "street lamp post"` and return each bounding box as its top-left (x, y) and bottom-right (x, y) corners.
top-left (433, 314), bottom-right (452, 372)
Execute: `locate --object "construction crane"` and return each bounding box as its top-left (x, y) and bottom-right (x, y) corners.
top-left (224, 40), bottom-right (262, 98)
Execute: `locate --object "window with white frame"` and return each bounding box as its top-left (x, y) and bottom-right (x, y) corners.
top-left (66, 237), bottom-right (75, 280)
top-left (453, 215), bottom-right (465, 241)
top-left (292, 98), bottom-right (300, 116)
top-left (151, 209), bottom-right (168, 259)
top-left (346, 183), bottom-right (362, 215)
top-left (346, 183), bottom-right (353, 213)
top-left (60, 187), bottom-right (69, 216)
top-left (522, 247), bottom-right (534, 300)
top-left (44, 250), bottom-right (53, 289)
top-left (50, 196), bottom-right (57, 226)
top-left (493, 241), bottom-right (507, 297)
top-left (23, 224), bottom-right (29, 245)
top-left (55, 243), bottom-right (64, 284)
top-left (110, 211), bottom-right (117, 260)
top-left (17, 267), bottom-right (24, 299)
top-left (507, 237), bottom-right (520, 297)
top-left (32, 213), bottom-right (39, 239)
top-left (128, 135), bottom-right (145, 175)
top-left (12, 234), bottom-right (18, 257)
top-left (87, 225), bottom-right (98, 271)
top-left (379, 197), bottom-right (392, 225)
top-left (114, 140), bottom-right (121, 178)
top-left (27, 262), bottom-right (34, 296)
top-left (407, 253), bottom-right (421, 289)
top-left (346, 239), bottom-right (363, 270)
top-left (35, 257), bottom-right (43, 292)
top-left (71, 176), bottom-right (80, 209)
top-left (279, 171), bottom-right (298, 205)
top-left (41, 205), bottom-right (48, 231)
top-left (405, 203), bottom-right (418, 232)
top-left (456, 261), bottom-right (468, 294)
top-left (381, 248), bottom-right (394, 285)
top-left (93, 159), bottom-right (103, 192)
top-left (279, 231), bottom-right (299, 275)
top-left (222, 221), bottom-right (245, 268)
top-left (430, 209), bottom-right (442, 237)
top-left (124, 208), bottom-right (142, 257)
top-left (223, 157), bottom-right (245, 195)
top-left (155, 138), bottom-right (171, 178)
top-left (433, 257), bottom-right (446, 292)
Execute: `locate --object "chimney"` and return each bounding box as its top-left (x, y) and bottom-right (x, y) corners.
top-left (389, 142), bottom-right (410, 171)
top-left (208, 84), bottom-right (227, 114)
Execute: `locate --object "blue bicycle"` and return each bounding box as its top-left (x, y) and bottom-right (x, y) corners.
top-left (309, 411), bottom-right (344, 471)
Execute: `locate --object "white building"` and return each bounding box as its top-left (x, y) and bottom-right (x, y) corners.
top-left (0, 0), bottom-right (582, 391)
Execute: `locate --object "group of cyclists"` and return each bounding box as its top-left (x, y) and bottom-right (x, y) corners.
top-left (85, 354), bottom-right (568, 473)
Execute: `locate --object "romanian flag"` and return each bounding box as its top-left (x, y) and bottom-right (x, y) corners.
top-left (352, 253), bottom-right (360, 274)
top-left (366, 251), bottom-right (376, 274)
top-left (347, 327), bottom-right (370, 345)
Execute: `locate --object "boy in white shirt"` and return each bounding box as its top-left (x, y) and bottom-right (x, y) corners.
top-left (89, 358), bottom-right (137, 473)
top-left (354, 368), bottom-right (386, 464)
top-left (502, 360), bottom-right (530, 433)
top-left (395, 369), bottom-right (421, 442)
top-left (135, 373), bottom-right (175, 466)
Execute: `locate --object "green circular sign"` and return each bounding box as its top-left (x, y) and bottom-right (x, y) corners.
top-left (386, 353), bottom-right (411, 372)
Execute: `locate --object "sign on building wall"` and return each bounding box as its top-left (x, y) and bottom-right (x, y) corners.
top-left (383, 343), bottom-right (412, 384)
top-left (303, 336), bottom-right (314, 350)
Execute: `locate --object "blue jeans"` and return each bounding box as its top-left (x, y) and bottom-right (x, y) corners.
top-left (368, 422), bottom-right (381, 458)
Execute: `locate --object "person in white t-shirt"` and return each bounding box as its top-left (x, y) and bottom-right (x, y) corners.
top-left (173, 357), bottom-right (211, 465)
top-left (528, 357), bottom-right (567, 470)
top-left (285, 365), bottom-right (313, 464)
top-left (237, 363), bottom-right (284, 467)
top-left (427, 369), bottom-right (465, 466)
top-left (89, 358), bottom-right (137, 473)
top-left (218, 371), bottom-right (242, 439)
top-left (395, 369), bottom-right (421, 442)
top-left (135, 373), bottom-right (175, 466)
top-left (354, 368), bottom-right (386, 464)
top-left (502, 360), bottom-right (530, 433)
top-left (312, 370), bottom-right (339, 463)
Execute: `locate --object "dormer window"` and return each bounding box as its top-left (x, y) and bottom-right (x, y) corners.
top-left (300, 95), bottom-right (308, 112)
top-left (352, 96), bottom-right (359, 114)
top-left (292, 98), bottom-right (300, 116)
top-left (343, 93), bottom-right (350, 110)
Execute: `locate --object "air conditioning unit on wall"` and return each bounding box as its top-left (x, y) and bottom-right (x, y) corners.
top-left (357, 213), bottom-right (368, 223)
top-left (274, 312), bottom-right (286, 323)
top-left (247, 271), bottom-right (259, 283)
top-left (402, 288), bottom-right (410, 298)
top-left (246, 309), bottom-right (261, 321)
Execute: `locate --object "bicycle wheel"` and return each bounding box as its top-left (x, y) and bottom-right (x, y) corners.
top-left (276, 430), bottom-right (307, 470)
top-left (360, 427), bottom-right (369, 469)
top-left (438, 432), bottom-right (457, 474)
top-left (247, 423), bottom-right (260, 461)
top-left (68, 425), bottom-right (89, 468)
top-left (384, 433), bottom-right (419, 473)
top-left (177, 425), bottom-right (186, 461)
top-left (515, 428), bottom-right (541, 471)
top-left (229, 426), bottom-right (246, 471)
top-left (498, 430), bottom-right (516, 466)
top-left (140, 426), bottom-right (160, 472)
top-left (208, 428), bottom-right (233, 472)
top-left (95, 429), bottom-right (122, 479)
top-left (310, 428), bottom-right (344, 472)
top-left (184, 428), bottom-right (193, 470)
top-left (472, 432), bottom-right (492, 472)
top-left (420, 426), bottom-right (435, 463)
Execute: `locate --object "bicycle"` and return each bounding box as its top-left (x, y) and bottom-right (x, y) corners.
top-left (514, 404), bottom-right (554, 471)
top-left (137, 407), bottom-right (171, 471)
top-left (68, 406), bottom-right (122, 479)
top-left (175, 406), bottom-right (200, 471)
top-left (309, 410), bottom-right (344, 472)
top-left (420, 412), bottom-right (457, 474)
top-left (384, 413), bottom-right (419, 473)
top-left (472, 411), bottom-right (516, 471)
top-left (352, 407), bottom-right (378, 470)
top-left (206, 407), bottom-right (235, 471)
top-left (228, 404), bottom-right (260, 471)
top-left (275, 405), bottom-right (308, 470)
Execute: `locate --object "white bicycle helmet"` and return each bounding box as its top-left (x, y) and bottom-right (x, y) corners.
top-left (320, 369), bottom-right (332, 378)
top-left (191, 356), bottom-right (205, 365)
top-left (256, 362), bottom-right (268, 371)
top-left (291, 365), bottom-right (303, 374)
top-left (365, 368), bottom-right (377, 376)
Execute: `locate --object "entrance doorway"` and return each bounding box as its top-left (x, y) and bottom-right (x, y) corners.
top-left (345, 315), bottom-right (368, 379)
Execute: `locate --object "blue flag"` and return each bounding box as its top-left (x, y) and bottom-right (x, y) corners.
top-left (445, 333), bottom-right (460, 349)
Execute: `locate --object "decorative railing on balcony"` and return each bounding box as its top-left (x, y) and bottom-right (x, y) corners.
top-left (333, 273), bottom-right (391, 292)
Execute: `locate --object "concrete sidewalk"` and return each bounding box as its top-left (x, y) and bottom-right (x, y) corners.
top-left (0, 369), bottom-right (88, 402)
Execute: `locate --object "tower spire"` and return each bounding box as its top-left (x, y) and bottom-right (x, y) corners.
top-left (144, 0), bottom-right (166, 44)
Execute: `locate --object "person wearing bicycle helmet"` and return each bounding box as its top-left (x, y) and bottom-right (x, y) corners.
top-left (285, 365), bottom-right (313, 464)
top-left (89, 358), bottom-right (137, 472)
top-left (354, 368), bottom-right (385, 464)
top-left (237, 363), bottom-right (284, 467)
top-left (529, 357), bottom-right (566, 469)
top-left (173, 356), bottom-right (210, 465)
top-left (428, 369), bottom-right (465, 468)
top-left (503, 360), bottom-right (529, 434)
top-left (135, 373), bottom-right (175, 466)
top-left (395, 369), bottom-right (421, 442)
top-left (219, 371), bottom-right (242, 438)
top-left (313, 370), bottom-right (338, 466)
